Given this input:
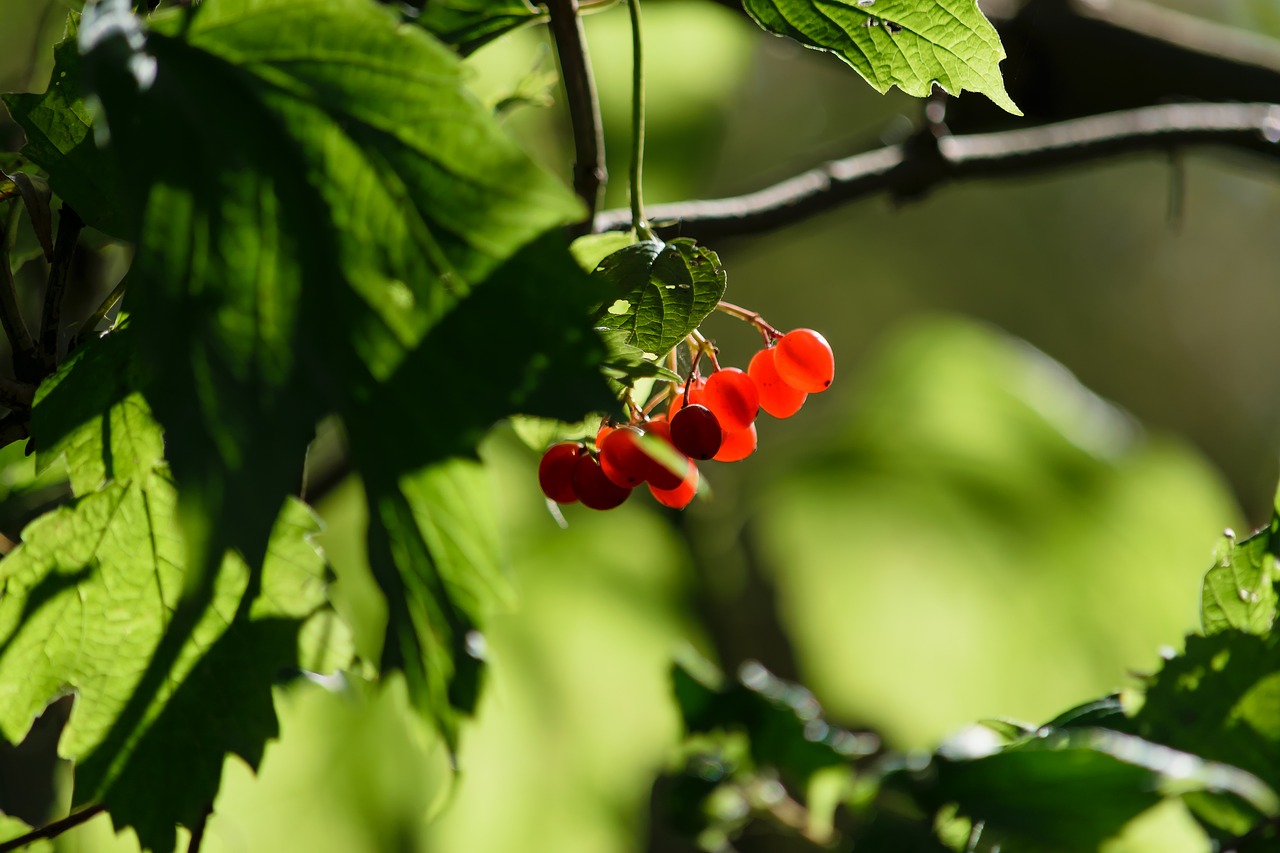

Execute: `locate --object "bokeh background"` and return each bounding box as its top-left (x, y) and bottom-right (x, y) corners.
top-left (2, 0), bottom-right (1279, 850)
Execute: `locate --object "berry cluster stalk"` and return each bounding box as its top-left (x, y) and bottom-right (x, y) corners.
top-left (627, 0), bottom-right (655, 241)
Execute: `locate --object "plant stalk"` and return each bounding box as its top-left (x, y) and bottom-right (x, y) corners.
top-left (627, 0), bottom-right (654, 241)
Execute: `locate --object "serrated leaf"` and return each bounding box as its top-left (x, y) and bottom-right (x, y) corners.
top-left (1, 16), bottom-right (130, 238)
top-left (77, 0), bottom-right (585, 576)
top-left (31, 325), bottom-right (163, 497)
top-left (1201, 497), bottom-right (1279, 635)
top-left (0, 477), bottom-right (340, 853)
top-left (591, 239), bottom-right (727, 359)
top-left (928, 727), bottom-right (1277, 850)
top-left (599, 328), bottom-right (684, 385)
top-left (363, 457), bottom-right (508, 750)
top-left (415, 0), bottom-right (544, 55)
top-left (741, 0), bottom-right (1019, 114)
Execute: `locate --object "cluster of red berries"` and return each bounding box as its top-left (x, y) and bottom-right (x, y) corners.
top-left (538, 316), bottom-right (833, 512)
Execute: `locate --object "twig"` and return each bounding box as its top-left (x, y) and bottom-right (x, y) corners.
top-left (596, 102), bottom-right (1280, 239)
top-left (625, 0), bottom-right (653, 240)
top-left (0, 204), bottom-right (41, 382)
top-left (0, 376), bottom-right (35, 411)
top-left (40, 204), bottom-right (83, 372)
top-left (545, 0), bottom-right (606, 235)
top-left (0, 804), bottom-right (106, 852)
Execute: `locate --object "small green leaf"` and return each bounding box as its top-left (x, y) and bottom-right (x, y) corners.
top-left (928, 727), bottom-right (1277, 850)
top-left (570, 230), bottom-right (638, 272)
top-left (1201, 498), bottom-right (1279, 635)
top-left (1, 16), bottom-right (130, 238)
top-left (741, 0), bottom-right (1020, 114)
top-left (415, 0), bottom-right (544, 55)
top-left (1132, 631), bottom-right (1280, 809)
top-left (591, 239), bottom-right (727, 359)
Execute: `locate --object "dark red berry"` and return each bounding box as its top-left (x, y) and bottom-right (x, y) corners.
top-left (599, 426), bottom-right (650, 488)
top-left (538, 442), bottom-right (582, 504)
top-left (670, 404), bottom-right (722, 460)
top-left (774, 328), bottom-right (834, 393)
top-left (571, 454), bottom-right (632, 510)
top-left (649, 459), bottom-right (698, 509)
top-left (703, 368), bottom-right (760, 432)
top-left (636, 419), bottom-right (687, 491)
top-left (748, 347), bottom-right (807, 418)
top-left (714, 424), bottom-right (757, 462)
top-left (668, 377), bottom-right (706, 420)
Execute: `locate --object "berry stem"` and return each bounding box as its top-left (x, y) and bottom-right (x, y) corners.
top-left (691, 328), bottom-right (720, 371)
top-left (716, 300), bottom-right (781, 345)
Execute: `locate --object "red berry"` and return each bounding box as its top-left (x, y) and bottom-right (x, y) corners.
top-left (637, 419), bottom-right (687, 491)
top-left (703, 368), bottom-right (760, 432)
top-left (774, 328), bottom-right (834, 393)
top-left (599, 426), bottom-right (652, 488)
top-left (538, 442), bottom-right (582, 504)
top-left (714, 424), bottom-right (757, 462)
top-left (668, 377), bottom-right (706, 419)
top-left (649, 459), bottom-right (698, 509)
top-left (670, 404), bottom-right (722, 460)
top-left (571, 454), bottom-right (632, 510)
top-left (596, 422), bottom-right (616, 447)
top-left (748, 347), bottom-right (807, 418)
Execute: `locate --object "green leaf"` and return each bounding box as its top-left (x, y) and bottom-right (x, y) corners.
top-left (1131, 630), bottom-right (1280, 832)
top-left (1, 16), bottom-right (130, 238)
top-left (570, 230), bottom-right (639, 272)
top-left (78, 0), bottom-right (585, 574)
top-left (1201, 498), bottom-right (1279, 635)
top-left (415, 0), bottom-right (544, 56)
top-left (928, 726), bottom-right (1277, 851)
top-left (590, 239), bottom-right (727, 360)
top-left (740, 0), bottom-right (1020, 114)
top-left (362, 457), bottom-right (508, 750)
top-left (0, 476), bottom-right (340, 853)
top-left (31, 325), bottom-right (163, 497)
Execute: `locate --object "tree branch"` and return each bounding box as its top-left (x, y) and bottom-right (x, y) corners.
top-left (545, 0), bottom-right (606, 235)
top-left (0, 804), bottom-right (106, 853)
top-left (40, 204), bottom-right (83, 372)
top-left (596, 102), bottom-right (1280, 240)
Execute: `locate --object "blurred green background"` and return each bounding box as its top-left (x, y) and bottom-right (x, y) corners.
top-left (3, 0), bottom-right (1279, 850)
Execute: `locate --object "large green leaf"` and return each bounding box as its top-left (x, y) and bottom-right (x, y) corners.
top-left (741, 0), bottom-right (1019, 114)
top-left (1201, 496), bottom-right (1278, 635)
top-left (0, 477), bottom-right (339, 853)
top-left (31, 325), bottom-right (163, 497)
top-left (1, 16), bottom-right (130, 238)
top-left (590, 239), bottom-right (727, 360)
top-left (77, 0), bottom-right (585, 575)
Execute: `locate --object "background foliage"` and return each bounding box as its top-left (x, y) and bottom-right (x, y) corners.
top-left (1, 0), bottom-right (1279, 851)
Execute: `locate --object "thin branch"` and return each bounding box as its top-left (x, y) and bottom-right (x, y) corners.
top-left (0, 804), bottom-right (106, 853)
top-left (545, 0), bottom-right (606, 235)
top-left (72, 274), bottom-right (128, 352)
top-left (40, 204), bottom-right (83, 372)
top-left (0, 204), bottom-right (41, 382)
top-left (596, 102), bottom-right (1280, 239)
top-left (186, 805), bottom-right (212, 853)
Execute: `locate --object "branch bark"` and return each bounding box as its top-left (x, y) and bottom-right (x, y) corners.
top-left (545, 0), bottom-right (606, 235)
top-left (0, 805), bottom-right (106, 853)
top-left (596, 102), bottom-right (1280, 240)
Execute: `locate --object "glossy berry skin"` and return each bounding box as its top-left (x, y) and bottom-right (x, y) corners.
top-left (599, 426), bottom-right (650, 488)
top-left (703, 368), bottom-right (760, 432)
top-left (671, 404), bottom-right (722, 460)
top-left (596, 422), bottom-right (616, 447)
top-left (714, 424), bottom-right (757, 462)
top-left (748, 347), bottom-right (807, 418)
top-left (538, 442), bottom-right (582, 504)
top-left (668, 377), bottom-right (707, 419)
top-left (637, 419), bottom-right (687, 491)
top-left (774, 328), bottom-right (834, 393)
top-left (649, 459), bottom-right (698, 509)
top-left (571, 454), bottom-right (632, 510)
